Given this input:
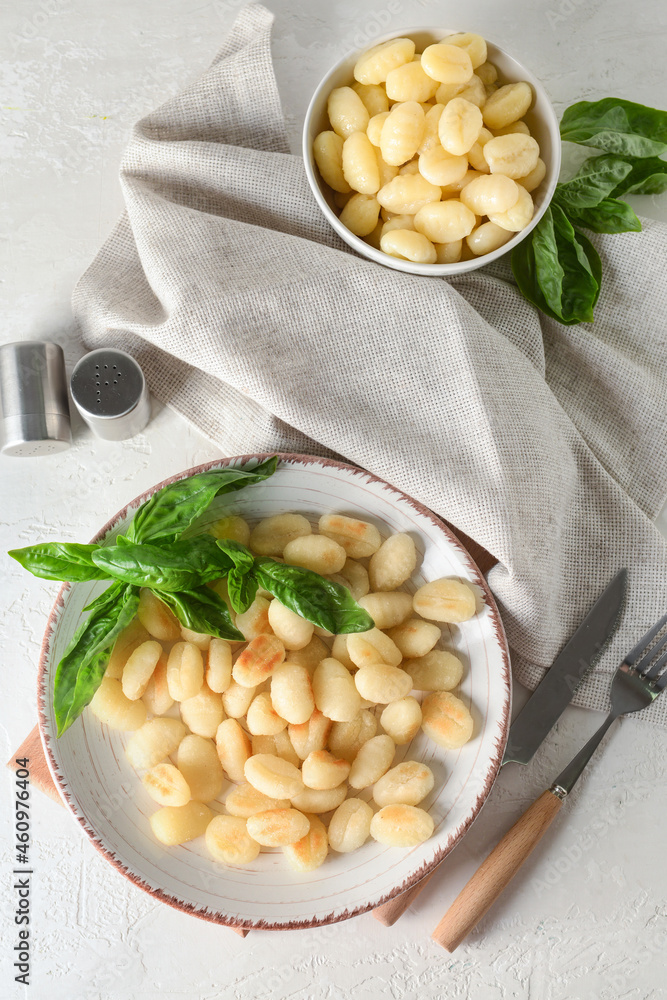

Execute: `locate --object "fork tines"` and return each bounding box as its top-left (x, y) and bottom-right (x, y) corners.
top-left (625, 612), bottom-right (667, 688)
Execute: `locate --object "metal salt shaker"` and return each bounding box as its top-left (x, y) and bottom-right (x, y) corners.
top-left (0, 341), bottom-right (72, 457)
top-left (70, 348), bottom-right (151, 441)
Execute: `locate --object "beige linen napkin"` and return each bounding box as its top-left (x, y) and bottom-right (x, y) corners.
top-left (72, 4), bottom-right (667, 724)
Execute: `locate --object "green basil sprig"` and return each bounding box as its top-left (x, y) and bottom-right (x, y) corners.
top-left (567, 198), bottom-right (642, 235)
top-left (512, 205), bottom-right (601, 325)
top-left (53, 583), bottom-right (139, 736)
top-left (90, 535), bottom-right (237, 592)
top-left (127, 456), bottom-right (278, 544)
top-left (10, 455), bottom-right (377, 736)
top-left (559, 98), bottom-right (667, 157)
top-left (254, 557), bottom-right (374, 634)
top-left (227, 569), bottom-right (259, 615)
top-left (10, 458), bottom-right (280, 736)
top-left (512, 97), bottom-right (667, 326)
top-left (552, 153), bottom-right (634, 211)
top-left (8, 542), bottom-right (109, 583)
top-left (607, 155), bottom-right (667, 197)
top-left (156, 587), bottom-right (243, 641)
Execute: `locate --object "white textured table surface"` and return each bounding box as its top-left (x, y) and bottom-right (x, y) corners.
top-left (1, 2), bottom-right (667, 998)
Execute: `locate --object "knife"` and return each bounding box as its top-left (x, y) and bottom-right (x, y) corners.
top-left (501, 567), bottom-right (627, 766)
top-left (372, 568), bottom-right (627, 926)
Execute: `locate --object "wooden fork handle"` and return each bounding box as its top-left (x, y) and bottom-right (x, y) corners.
top-left (373, 870), bottom-right (437, 925)
top-left (432, 788), bottom-right (564, 952)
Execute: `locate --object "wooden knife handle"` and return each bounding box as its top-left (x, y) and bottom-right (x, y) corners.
top-left (373, 870), bottom-right (437, 926)
top-left (432, 788), bottom-right (564, 952)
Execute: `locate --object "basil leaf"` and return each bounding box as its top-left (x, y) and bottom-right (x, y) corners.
top-left (550, 205), bottom-right (600, 323)
top-left (157, 587), bottom-right (243, 641)
top-left (227, 569), bottom-right (259, 614)
top-left (254, 558), bottom-right (374, 634)
top-left (90, 535), bottom-right (234, 591)
top-left (608, 155), bottom-right (667, 197)
top-left (511, 220), bottom-right (569, 324)
top-left (572, 227), bottom-right (603, 307)
top-left (127, 456), bottom-right (278, 544)
top-left (531, 207), bottom-right (565, 312)
top-left (214, 539), bottom-right (255, 574)
top-left (560, 98), bottom-right (667, 157)
top-left (554, 154), bottom-right (633, 211)
top-left (569, 197), bottom-right (642, 234)
top-left (54, 583), bottom-right (139, 736)
top-left (8, 542), bottom-right (108, 583)
top-left (511, 207), bottom-right (601, 326)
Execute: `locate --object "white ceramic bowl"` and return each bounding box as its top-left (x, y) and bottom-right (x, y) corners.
top-left (38, 453), bottom-right (511, 930)
top-left (303, 28), bottom-right (561, 277)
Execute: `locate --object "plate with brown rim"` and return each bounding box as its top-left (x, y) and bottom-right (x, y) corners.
top-left (38, 453), bottom-right (511, 930)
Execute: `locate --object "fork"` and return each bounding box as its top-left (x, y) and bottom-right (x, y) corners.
top-left (432, 611), bottom-right (667, 952)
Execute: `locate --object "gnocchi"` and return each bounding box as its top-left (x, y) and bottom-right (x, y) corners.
top-left (268, 600), bottom-right (314, 650)
top-left (225, 781), bottom-right (290, 818)
top-left (232, 633), bottom-right (286, 687)
top-left (177, 734), bottom-right (224, 802)
top-left (90, 503), bottom-right (484, 873)
top-left (244, 753), bottom-right (305, 800)
top-left (403, 649), bottom-right (464, 691)
top-left (421, 691), bottom-right (474, 749)
top-left (106, 618), bottom-right (151, 680)
top-left (166, 641), bottom-right (204, 702)
top-left (90, 677), bottom-right (147, 730)
top-left (142, 763), bottom-right (191, 807)
top-left (370, 805), bottom-right (435, 847)
top-left (288, 709), bottom-right (332, 760)
top-left (358, 592), bottom-right (413, 630)
top-left (206, 815), bottom-right (261, 864)
top-left (379, 696), bottom-right (423, 745)
top-left (179, 683), bottom-right (224, 738)
top-left (270, 662), bottom-right (315, 725)
top-left (302, 750), bottom-right (351, 790)
top-left (150, 802), bottom-right (212, 846)
top-left (354, 662), bottom-right (413, 704)
top-left (314, 32), bottom-right (543, 264)
top-left (380, 101), bottom-right (425, 166)
top-left (348, 734), bottom-right (396, 789)
top-left (413, 577), bottom-right (477, 622)
top-left (387, 619), bottom-right (440, 658)
top-left (328, 798), bottom-right (373, 853)
top-left (283, 814), bottom-right (329, 871)
top-left (319, 513), bottom-right (382, 558)
top-left (246, 808), bottom-right (310, 847)
top-left (283, 534), bottom-right (347, 575)
top-left (125, 718), bottom-right (186, 770)
top-left (313, 657), bottom-right (361, 722)
top-left (380, 229), bottom-right (436, 264)
top-left (372, 760), bottom-right (435, 807)
top-left (369, 533), bottom-right (417, 591)
top-left (342, 131), bottom-right (381, 194)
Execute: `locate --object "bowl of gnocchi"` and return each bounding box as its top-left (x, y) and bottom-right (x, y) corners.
top-left (37, 453), bottom-right (511, 930)
top-left (303, 29), bottom-right (561, 275)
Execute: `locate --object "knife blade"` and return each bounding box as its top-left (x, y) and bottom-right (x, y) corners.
top-left (501, 568), bottom-right (627, 766)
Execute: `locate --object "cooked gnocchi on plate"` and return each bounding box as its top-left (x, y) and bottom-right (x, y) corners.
top-left (90, 511), bottom-right (478, 871)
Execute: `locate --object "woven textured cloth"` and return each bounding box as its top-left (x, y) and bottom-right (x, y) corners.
top-left (72, 4), bottom-right (667, 724)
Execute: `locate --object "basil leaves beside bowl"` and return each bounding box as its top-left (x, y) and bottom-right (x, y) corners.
top-left (9, 456), bottom-right (374, 737)
top-left (512, 97), bottom-right (667, 326)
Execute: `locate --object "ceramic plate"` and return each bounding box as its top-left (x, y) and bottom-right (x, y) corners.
top-left (38, 453), bottom-right (511, 929)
